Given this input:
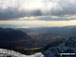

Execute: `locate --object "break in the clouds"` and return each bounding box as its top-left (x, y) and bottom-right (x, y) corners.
top-left (23, 16), bottom-right (76, 21)
top-left (0, 0), bottom-right (76, 20)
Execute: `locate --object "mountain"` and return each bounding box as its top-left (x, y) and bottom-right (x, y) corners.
top-left (0, 28), bottom-right (32, 41)
top-left (0, 28), bottom-right (35, 54)
top-left (42, 36), bottom-right (76, 57)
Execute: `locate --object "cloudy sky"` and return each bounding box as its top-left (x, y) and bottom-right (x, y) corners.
top-left (0, 0), bottom-right (76, 28)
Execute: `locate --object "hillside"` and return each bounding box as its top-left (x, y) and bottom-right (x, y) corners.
top-left (0, 28), bottom-right (36, 54)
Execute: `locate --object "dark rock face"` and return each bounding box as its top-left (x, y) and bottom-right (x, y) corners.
top-left (43, 37), bottom-right (76, 57)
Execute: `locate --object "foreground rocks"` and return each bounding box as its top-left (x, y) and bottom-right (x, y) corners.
top-left (0, 48), bottom-right (44, 57)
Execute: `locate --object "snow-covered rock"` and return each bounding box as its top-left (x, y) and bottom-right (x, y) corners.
top-left (0, 48), bottom-right (44, 57)
top-left (43, 37), bottom-right (76, 57)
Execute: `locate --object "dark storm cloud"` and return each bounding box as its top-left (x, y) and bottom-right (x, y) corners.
top-left (0, 8), bottom-right (25, 20)
top-left (0, 7), bottom-right (42, 20)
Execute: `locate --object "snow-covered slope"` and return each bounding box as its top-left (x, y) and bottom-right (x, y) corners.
top-left (0, 48), bottom-right (44, 57)
top-left (43, 37), bottom-right (76, 57)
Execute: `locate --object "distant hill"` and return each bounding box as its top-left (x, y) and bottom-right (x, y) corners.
top-left (17, 26), bottom-right (76, 47)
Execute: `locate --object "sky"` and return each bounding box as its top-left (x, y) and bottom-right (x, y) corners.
top-left (0, 0), bottom-right (76, 28)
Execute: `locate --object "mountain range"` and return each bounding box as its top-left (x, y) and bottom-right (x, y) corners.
top-left (0, 26), bottom-right (76, 56)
